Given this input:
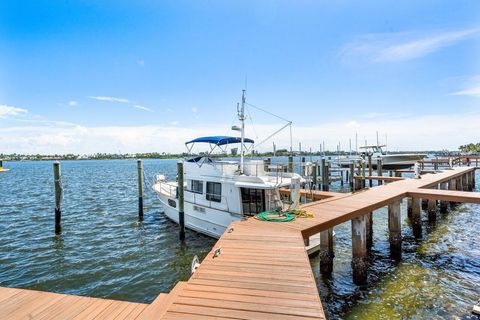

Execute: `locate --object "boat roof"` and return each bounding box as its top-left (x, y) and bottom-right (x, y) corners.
top-left (359, 145), bottom-right (386, 149)
top-left (185, 136), bottom-right (254, 146)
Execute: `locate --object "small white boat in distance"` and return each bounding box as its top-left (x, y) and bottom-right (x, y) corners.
top-left (152, 91), bottom-right (300, 238)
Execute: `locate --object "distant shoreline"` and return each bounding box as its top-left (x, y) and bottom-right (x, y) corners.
top-left (0, 150), bottom-right (463, 162)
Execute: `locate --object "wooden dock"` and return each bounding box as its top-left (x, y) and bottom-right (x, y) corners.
top-left (1, 166), bottom-right (477, 319)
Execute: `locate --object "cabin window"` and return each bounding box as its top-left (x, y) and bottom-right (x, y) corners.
top-left (206, 182), bottom-right (222, 202)
top-left (241, 188), bottom-right (265, 215)
top-left (191, 180), bottom-right (203, 194)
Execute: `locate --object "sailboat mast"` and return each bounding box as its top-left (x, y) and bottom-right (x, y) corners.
top-left (239, 90), bottom-right (246, 174)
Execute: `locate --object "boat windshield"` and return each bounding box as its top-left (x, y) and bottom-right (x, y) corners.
top-left (372, 146), bottom-right (384, 154)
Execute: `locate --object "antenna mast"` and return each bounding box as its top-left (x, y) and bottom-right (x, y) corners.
top-left (239, 90), bottom-right (246, 174)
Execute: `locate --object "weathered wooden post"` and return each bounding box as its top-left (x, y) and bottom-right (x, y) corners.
top-left (411, 197), bottom-right (422, 238)
top-left (365, 212), bottom-right (373, 251)
top-left (427, 198), bottom-right (436, 222)
top-left (368, 154), bottom-right (373, 187)
top-left (288, 155), bottom-right (294, 173)
top-left (301, 156), bottom-right (306, 176)
top-left (456, 176), bottom-right (462, 191)
top-left (462, 174), bottom-right (468, 191)
top-left (388, 200), bottom-right (402, 257)
top-left (351, 215), bottom-right (368, 285)
top-left (53, 161), bottom-right (63, 235)
top-left (137, 160), bottom-right (144, 220)
top-left (177, 161), bottom-right (185, 241)
top-left (320, 229), bottom-right (334, 275)
top-left (448, 178), bottom-right (457, 207)
top-left (471, 169), bottom-right (476, 188)
top-left (439, 182), bottom-right (448, 213)
top-left (377, 159), bottom-right (383, 186)
top-left (321, 159), bottom-right (329, 191)
top-left (407, 197), bottom-right (413, 217)
top-left (312, 162), bottom-right (318, 189)
top-left (361, 159), bottom-right (366, 189)
top-left (349, 163), bottom-right (355, 192)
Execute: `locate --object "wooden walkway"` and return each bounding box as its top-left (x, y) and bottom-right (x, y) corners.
top-left (0, 287), bottom-right (151, 319)
top-left (1, 166), bottom-right (477, 319)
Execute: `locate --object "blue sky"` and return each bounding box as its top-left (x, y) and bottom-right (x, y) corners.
top-left (1, 1), bottom-right (479, 153)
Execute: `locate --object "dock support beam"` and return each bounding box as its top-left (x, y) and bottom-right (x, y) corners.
top-left (137, 160), bottom-right (144, 221)
top-left (177, 162), bottom-right (186, 241)
top-left (439, 182), bottom-right (448, 213)
top-left (288, 155), bottom-right (293, 173)
top-left (388, 200), bottom-right (402, 257)
top-left (351, 215), bottom-right (368, 285)
top-left (411, 197), bottom-right (422, 238)
top-left (312, 162), bottom-right (317, 189)
top-left (319, 229), bottom-right (335, 275)
top-left (53, 161), bottom-right (62, 235)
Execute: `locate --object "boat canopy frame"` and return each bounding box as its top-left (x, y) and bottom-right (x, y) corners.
top-left (185, 136), bottom-right (255, 156)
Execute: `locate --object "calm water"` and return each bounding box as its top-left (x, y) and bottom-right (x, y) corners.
top-left (0, 158), bottom-right (479, 319)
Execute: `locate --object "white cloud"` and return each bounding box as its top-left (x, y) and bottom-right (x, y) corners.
top-left (170, 121), bottom-right (179, 126)
top-left (341, 28), bottom-right (480, 62)
top-left (192, 106), bottom-right (198, 113)
top-left (0, 104), bottom-right (28, 118)
top-left (69, 101), bottom-right (78, 107)
top-left (89, 96), bottom-right (131, 103)
top-left (450, 86), bottom-right (480, 97)
top-left (345, 120), bottom-right (360, 128)
top-left (133, 105), bottom-right (153, 112)
top-left (137, 60), bottom-right (145, 66)
top-left (1, 111), bottom-right (479, 154)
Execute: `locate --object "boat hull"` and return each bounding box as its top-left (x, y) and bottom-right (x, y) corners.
top-left (154, 186), bottom-right (241, 239)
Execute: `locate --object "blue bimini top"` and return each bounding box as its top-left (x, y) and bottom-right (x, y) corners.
top-left (185, 136), bottom-right (254, 146)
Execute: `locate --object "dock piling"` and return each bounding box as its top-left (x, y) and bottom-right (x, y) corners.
top-left (368, 155), bottom-right (373, 187)
top-left (388, 200), bottom-right (402, 257)
top-left (177, 162), bottom-right (185, 241)
top-left (361, 159), bottom-right (366, 189)
top-left (53, 161), bottom-right (62, 235)
top-left (427, 198), bottom-right (437, 221)
top-left (137, 160), bottom-right (144, 220)
top-left (351, 215), bottom-right (368, 285)
top-left (321, 159), bottom-right (329, 191)
top-left (365, 212), bottom-right (373, 251)
top-left (312, 162), bottom-right (318, 189)
top-left (377, 159), bottom-right (383, 185)
top-left (411, 197), bottom-right (422, 238)
top-left (319, 229), bottom-right (334, 275)
top-left (349, 163), bottom-right (354, 192)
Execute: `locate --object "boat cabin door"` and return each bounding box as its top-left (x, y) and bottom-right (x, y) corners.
top-left (241, 188), bottom-right (265, 216)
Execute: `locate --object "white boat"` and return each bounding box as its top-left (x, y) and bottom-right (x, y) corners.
top-left (152, 91), bottom-right (300, 238)
top-left (339, 145), bottom-right (426, 170)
